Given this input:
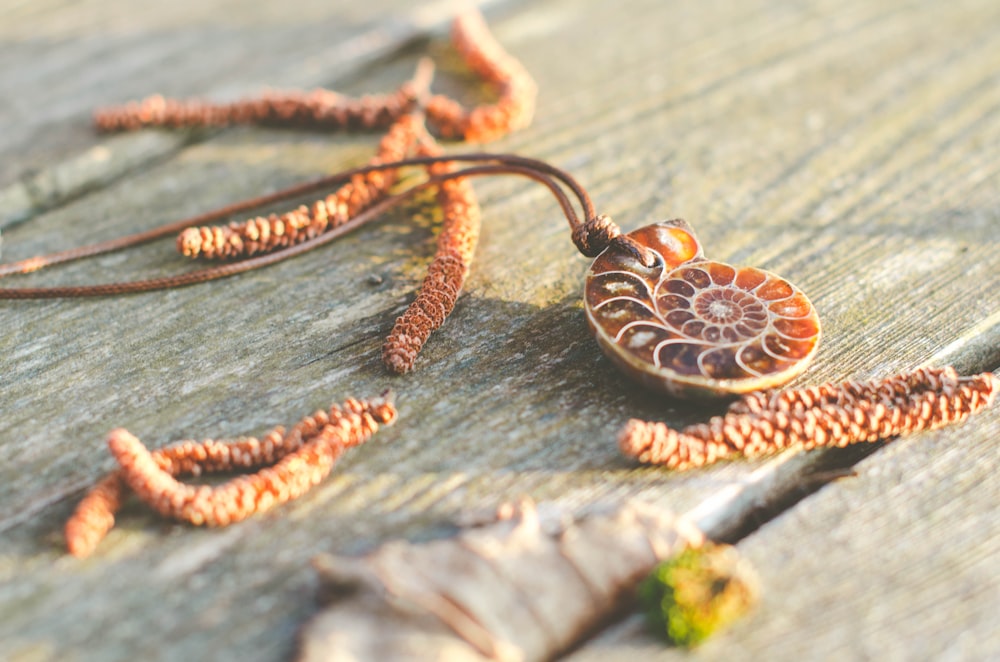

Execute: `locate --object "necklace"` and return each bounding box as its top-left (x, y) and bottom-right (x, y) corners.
top-left (0, 150), bottom-right (821, 397)
top-left (1, 10), bottom-right (994, 557)
top-left (584, 218), bottom-right (820, 399)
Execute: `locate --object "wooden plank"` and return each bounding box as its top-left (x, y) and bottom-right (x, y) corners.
top-left (0, 132), bottom-right (201, 230)
top-left (0, 0), bottom-right (998, 659)
top-left (715, 406), bottom-right (1000, 660)
top-left (0, 0), bottom-right (414, 184)
top-left (570, 407), bottom-right (1000, 661)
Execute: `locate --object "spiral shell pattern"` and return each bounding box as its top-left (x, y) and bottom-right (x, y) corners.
top-left (585, 220), bottom-right (820, 398)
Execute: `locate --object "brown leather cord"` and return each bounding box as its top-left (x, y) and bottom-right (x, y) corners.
top-left (0, 61), bottom-right (437, 280)
top-left (177, 114), bottom-right (427, 260)
top-left (0, 155), bottom-right (582, 278)
top-left (0, 153), bottom-right (653, 299)
top-left (0, 176), bottom-right (364, 278)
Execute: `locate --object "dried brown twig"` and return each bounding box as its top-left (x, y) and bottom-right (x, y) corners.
top-left (619, 366), bottom-right (999, 469)
top-left (299, 498), bottom-right (704, 662)
top-left (65, 395), bottom-right (396, 558)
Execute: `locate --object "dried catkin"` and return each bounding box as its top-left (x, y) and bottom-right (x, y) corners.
top-left (619, 367), bottom-right (999, 470)
top-left (63, 473), bottom-right (127, 558)
top-left (65, 396), bottom-right (396, 557)
top-left (176, 114), bottom-right (425, 259)
top-left (93, 81), bottom-right (421, 133)
top-left (64, 416), bottom-right (314, 558)
top-left (426, 11), bottom-right (536, 142)
top-left (382, 137), bottom-right (481, 373)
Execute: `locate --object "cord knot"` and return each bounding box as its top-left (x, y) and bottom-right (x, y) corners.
top-left (572, 215), bottom-right (622, 257)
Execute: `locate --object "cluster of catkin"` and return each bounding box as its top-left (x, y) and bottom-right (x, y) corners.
top-left (152, 11), bottom-right (514, 372)
top-left (382, 139), bottom-right (482, 374)
top-left (619, 367), bottom-right (999, 470)
top-left (91, 11), bottom-right (537, 141)
top-left (65, 396), bottom-right (396, 558)
top-left (63, 10), bottom-right (531, 558)
top-left (98, 10), bottom-right (533, 266)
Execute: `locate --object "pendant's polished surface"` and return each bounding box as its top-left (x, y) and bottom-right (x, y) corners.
top-left (585, 219), bottom-right (821, 399)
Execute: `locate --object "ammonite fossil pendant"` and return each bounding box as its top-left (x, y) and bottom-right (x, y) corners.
top-left (585, 219), bottom-right (821, 399)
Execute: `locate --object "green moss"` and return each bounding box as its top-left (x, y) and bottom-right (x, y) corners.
top-left (639, 543), bottom-right (757, 648)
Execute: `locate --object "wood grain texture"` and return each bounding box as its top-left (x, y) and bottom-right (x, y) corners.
top-left (0, 0), bottom-right (471, 227)
top-left (719, 407), bottom-right (1000, 660)
top-left (0, 0), bottom-right (998, 660)
top-left (569, 407), bottom-right (1000, 661)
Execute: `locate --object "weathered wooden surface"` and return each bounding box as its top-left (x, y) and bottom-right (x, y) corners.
top-left (1, 0), bottom-right (998, 660)
top-left (570, 407), bottom-right (1000, 661)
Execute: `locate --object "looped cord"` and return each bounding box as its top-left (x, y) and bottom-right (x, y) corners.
top-left (571, 215), bottom-right (621, 257)
top-left (610, 235), bottom-right (657, 267)
top-left (0, 152), bottom-right (657, 297)
top-left (571, 215), bottom-right (656, 266)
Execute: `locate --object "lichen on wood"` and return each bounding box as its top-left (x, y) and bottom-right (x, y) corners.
top-left (639, 543), bottom-right (757, 647)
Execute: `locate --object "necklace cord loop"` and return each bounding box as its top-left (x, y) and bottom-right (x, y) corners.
top-left (0, 153), bottom-right (637, 298)
top-left (571, 214), bottom-right (620, 257)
